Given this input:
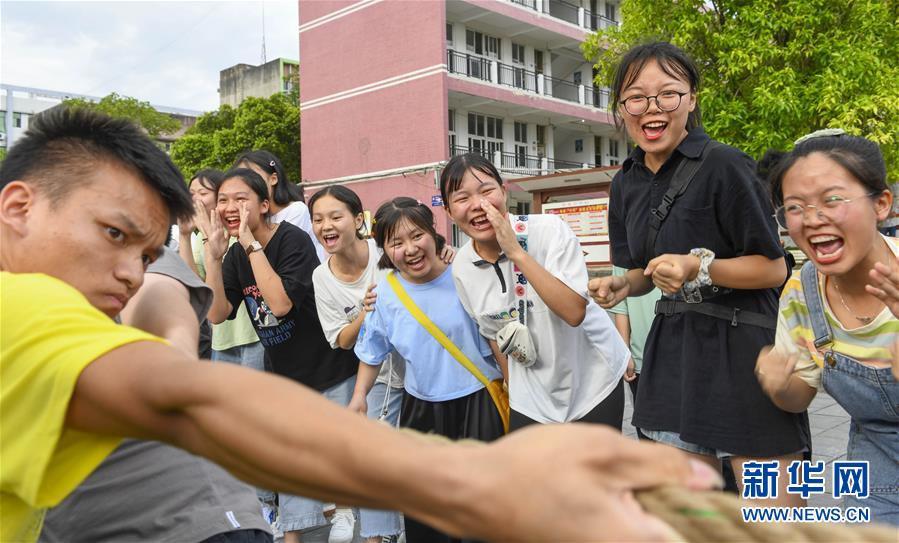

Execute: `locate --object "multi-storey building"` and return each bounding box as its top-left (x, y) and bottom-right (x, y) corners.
top-left (219, 58), bottom-right (300, 107)
top-left (1, 84), bottom-right (201, 155)
top-left (299, 0), bottom-right (625, 245)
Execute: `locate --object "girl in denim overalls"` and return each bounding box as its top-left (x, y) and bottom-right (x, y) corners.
top-left (756, 130), bottom-right (899, 525)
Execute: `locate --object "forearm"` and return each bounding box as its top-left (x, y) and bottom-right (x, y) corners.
top-left (70, 348), bottom-right (480, 535)
top-left (710, 255), bottom-right (788, 290)
top-left (336, 314), bottom-right (365, 350)
top-left (512, 252), bottom-right (586, 326)
top-left (613, 313), bottom-right (631, 345)
top-left (248, 252), bottom-right (293, 316)
top-left (352, 362), bottom-right (381, 398)
top-left (488, 339), bottom-right (509, 382)
top-left (770, 375), bottom-right (817, 413)
top-left (203, 257), bottom-right (232, 324)
top-left (625, 268), bottom-right (655, 297)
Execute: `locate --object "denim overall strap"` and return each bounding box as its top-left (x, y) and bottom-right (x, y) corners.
top-left (800, 261), bottom-right (833, 349)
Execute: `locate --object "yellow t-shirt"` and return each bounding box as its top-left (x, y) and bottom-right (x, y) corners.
top-left (1, 272), bottom-right (164, 542)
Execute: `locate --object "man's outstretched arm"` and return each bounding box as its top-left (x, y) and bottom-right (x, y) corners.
top-left (66, 342), bottom-right (719, 542)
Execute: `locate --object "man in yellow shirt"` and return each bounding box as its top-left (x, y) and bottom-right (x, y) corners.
top-left (0, 107), bottom-right (719, 542)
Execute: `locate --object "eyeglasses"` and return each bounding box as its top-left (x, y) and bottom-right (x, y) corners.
top-left (619, 90), bottom-right (689, 116)
top-left (773, 192), bottom-right (880, 229)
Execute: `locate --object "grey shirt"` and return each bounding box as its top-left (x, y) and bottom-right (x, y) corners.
top-left (40, 248), bottom-right (270, 542)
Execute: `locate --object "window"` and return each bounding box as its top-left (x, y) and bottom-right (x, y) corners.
top-left (466, 29), bottom-right (500, 59)
top-left (535, 125), bottom-right (546, 158)
top-left (14, 112), bottom-right (22, 128)
top-left (446, 23), bottom-right (453, 46)
top-left (512, 43), bottom-right (525, 65)
top-left (468, 112), bottom-right (503, 159)
top-left (594, 136), bottom-right (603, 166)
top-left (534, 50), bottom-right (544, 74)
top-left (514, 122), bottom-right (528, 167)
top-left (609, 138), bottom-right (620, 166)
top-left (0, 111), bottom-right (6, 133)
top-left (605, 2), bottom-right (617, 22)
top-left (448, 109), bottom-right (457, 153)
top-left (573, 71), bottom-right (582, 85)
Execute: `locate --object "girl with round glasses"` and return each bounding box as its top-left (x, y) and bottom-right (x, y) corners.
top-left (756, 131), bottom-right (898, 525)
top-left (588, 41), bottom-right (808, 504)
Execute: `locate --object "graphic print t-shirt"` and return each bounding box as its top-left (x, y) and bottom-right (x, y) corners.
top-left (222, 222), bottom-right (356, 391)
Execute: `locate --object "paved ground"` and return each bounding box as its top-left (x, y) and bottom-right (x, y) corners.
top-left (621, 385), bottom-right (850, 507)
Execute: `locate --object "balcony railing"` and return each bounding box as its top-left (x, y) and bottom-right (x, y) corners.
top-left (497, 63), bottom-right (539, 93)
top-left (503, 0), bottom-right (620, 30)
top-left (450, 144), bottom-right (595, 176)
top-left (448, 49), bottom-right (611, 110)
top-left (446, 50), bottom-right (491, 82)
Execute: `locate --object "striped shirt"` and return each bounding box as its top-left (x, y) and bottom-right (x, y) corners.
top-left (774, 235), bottom-right (899, 389)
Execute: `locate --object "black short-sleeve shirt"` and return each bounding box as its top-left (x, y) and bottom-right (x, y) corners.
top-left (610, 128), bottom-right (808, 456)
top-left (222, 222), bottom-right (357, 391)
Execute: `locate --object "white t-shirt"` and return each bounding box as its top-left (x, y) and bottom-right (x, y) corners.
top-left (271, 201), bottom-right (328, 263)
top-left (312, 239), bottom-right (404, 386)
top-left (452, 214), bottom-right (629, 423)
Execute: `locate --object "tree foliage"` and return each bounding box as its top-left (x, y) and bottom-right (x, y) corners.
top-left (170, 93), bottom-right (300, 183)
top-left (63, 92), bottom-right (180, 137)
top-left (583, 0), bottom-right (899, 178)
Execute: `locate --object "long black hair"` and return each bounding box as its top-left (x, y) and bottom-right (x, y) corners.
top-left (234, 150), bottom-right (304, 205)
top-left (372, 197), bottom-right (446, 270)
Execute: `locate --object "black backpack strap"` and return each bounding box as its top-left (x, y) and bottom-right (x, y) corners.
top-left (644, 140), bottom-right (721, 263)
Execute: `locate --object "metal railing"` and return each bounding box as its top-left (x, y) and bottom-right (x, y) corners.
top-left (448, 49), bottom-right (612, 110)
top-left (446, 49), bottom-right (491, 82)
top-left (503, 0), bottom-right (620, 29)
top-left (497, 63), bottom-right (539, 93)
top-left (547, 0), bottom-right (579, 25)
top-left (450, 144), bottom-right (595, 175)
top-left (545, 74), bottom-right (579, 103)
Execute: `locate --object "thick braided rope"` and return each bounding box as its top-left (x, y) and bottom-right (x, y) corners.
top-left (395, 429), bottom-right (897, 541)
top-left (636, 486), bottom-right (898, 542)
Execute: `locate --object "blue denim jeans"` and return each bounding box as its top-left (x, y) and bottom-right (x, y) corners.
top-left (801, 262), bottom-right (899, 525)
top-left (822, 355), bottom-right (899, 525)
top-left (211, 341), bottom-right (265, 372)
top-left (358, 383), bottom-right (405, 538)
top-left (279, 375), bottom-right (357, 534)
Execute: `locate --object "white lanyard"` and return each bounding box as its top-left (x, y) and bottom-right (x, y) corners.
top-left (510, 215), bottom-right (529, 326)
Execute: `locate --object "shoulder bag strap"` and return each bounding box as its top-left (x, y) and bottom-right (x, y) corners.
top-left (799, 260), bottom-right (834, 349)
top-left (386, 271), bottom-right (509, 432)
top-left (644, 140), bottom-right (720, 263)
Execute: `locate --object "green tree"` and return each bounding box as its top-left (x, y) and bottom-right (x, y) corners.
top-left (63, 92), bottom-right (180, 137)
top-left (583, 0), bottom-right (899, 178)
top-left (171, 93), bottom-right (300, 182)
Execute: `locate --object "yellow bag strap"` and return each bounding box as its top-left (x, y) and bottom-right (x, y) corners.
top-left (385, 271), bottom-right (491, 388)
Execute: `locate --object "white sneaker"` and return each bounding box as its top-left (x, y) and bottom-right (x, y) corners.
top-left (328, 507), bottom-right (355, 543)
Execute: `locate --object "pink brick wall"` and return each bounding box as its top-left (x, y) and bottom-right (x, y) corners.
top-left (300, 0), bottom-right (448, 183)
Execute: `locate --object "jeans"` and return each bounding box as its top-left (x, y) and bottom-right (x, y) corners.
top-left (212, 341), bottom-right (265, 372)
top-left (822, 355), bottom-right (899, 525)
top-left (358, 383), bottom-right (405, 538)
top-left (802, 261), bottom-right (899, 525)
top-left (279, 375), bottom-right (357, 533)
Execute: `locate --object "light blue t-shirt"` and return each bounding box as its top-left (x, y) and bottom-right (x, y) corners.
top-left (355, 264), bottom-right (500, 402)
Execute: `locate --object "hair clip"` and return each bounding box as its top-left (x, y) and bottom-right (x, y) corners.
top-left (417, 199), bottom-right (423, 206)
top-left (794, 128), bottom-right (846, 145)
top-left (269, 160), bottom-right (276, 168)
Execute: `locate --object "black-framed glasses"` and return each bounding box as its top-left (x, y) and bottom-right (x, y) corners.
top-left (619, 91), bottom-right (688, 116)
top-left (773, 191), bottom-right (881, 229)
